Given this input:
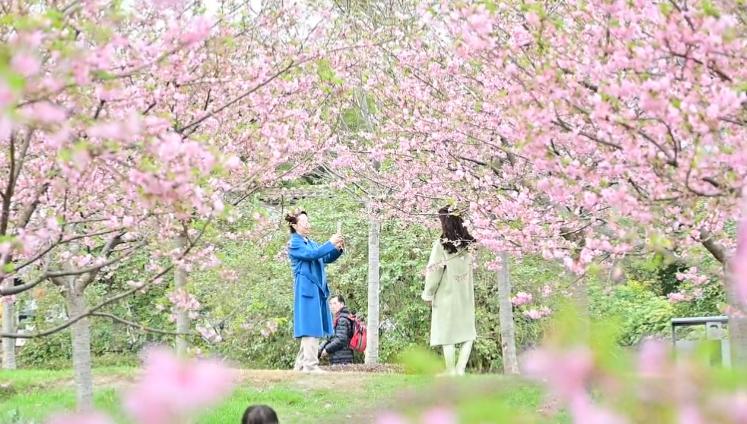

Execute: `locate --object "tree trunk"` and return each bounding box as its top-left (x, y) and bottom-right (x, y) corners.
top-left (571, 275), bottom-right (589, 317)
top-left (729, 313), bottom-right (747, 366)
top-left (2, 300), bottom-right (16, 369)
top-left (365, 212), bottom-right (380, 365)
top-left (727, 267), bottom-right (747, 366)
top-left (66, 288), bottom-right (93, 410)
top-left (496, 252), bottom-right (519, 374)
top-left (174, 230), bottom-right (189, 358)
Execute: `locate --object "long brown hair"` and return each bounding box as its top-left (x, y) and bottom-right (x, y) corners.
top-left (438, 206), bottom-right (476, 254)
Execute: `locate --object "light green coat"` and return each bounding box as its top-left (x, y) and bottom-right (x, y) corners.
top-left (421, 240), bottom-right (476, 346)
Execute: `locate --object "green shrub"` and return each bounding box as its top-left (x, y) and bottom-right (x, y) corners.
top-left (590, 280), bottom-right (674, 345)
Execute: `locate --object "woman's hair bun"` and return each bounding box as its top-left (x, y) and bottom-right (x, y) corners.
top-left (285, 210), bottom-right (306, 225)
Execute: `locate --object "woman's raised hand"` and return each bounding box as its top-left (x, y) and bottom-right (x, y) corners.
top-left (330, 233), bottom-right (344, 249)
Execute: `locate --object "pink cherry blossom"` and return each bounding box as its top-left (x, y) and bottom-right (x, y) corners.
top-left (522, 347), bottom-right (594, 401)
top-left (667, 292), bottom-right (692, 303)
top-left (123, 347), bottom-right (237, 424)
top-left (168, 289), bottom-right (201, 312)
top-left (11, 52), bottom-right (40, 77)
top-left (421, 406), bottom-right (457, 424)
top-left (637, 339), bottom-right (668, 377)
top-left (72, 61), bottom-right (90, 85)
top-left (541, 285), bottom-right (554, 298)
top-left (225, 155), bottom-right (242, 169)
top-left (678, 405), bottom-right (704, 424)
top-left (196, 325), bottom-right (223, 343)
top-left (465, 6), bottom-right (492, 37)
top-left (523, 307), bottom-right (552, 320)
top-left (24, 102), bottom-right (66, 124)
top-left (181, 16), bottom-right (212, 46)
top-left (0, 82), bottom-right (13, 107)
top-left (153, 0), bottom-right (184, 9)
top-left (712, 391), bottom-right (747, 423)
top-left (376, 411), bottom-right (409, 424)
top-left (511, 291), bottom-right (533, 306)
top-left (570, 397), bottom-right (628, 424)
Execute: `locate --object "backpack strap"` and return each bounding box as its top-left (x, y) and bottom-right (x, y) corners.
top-left (342, 314), bottom-right (354, 339)
top-left (334, 313), bottom-right (354, 339)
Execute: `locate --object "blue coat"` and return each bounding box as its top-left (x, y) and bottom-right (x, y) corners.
top-left (288, 232), bottom-right (343, 338)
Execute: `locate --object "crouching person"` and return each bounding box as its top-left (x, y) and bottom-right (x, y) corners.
top-left (319, 295), bottom-right (354, 365)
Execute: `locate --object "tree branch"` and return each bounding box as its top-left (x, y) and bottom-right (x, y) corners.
top-left (93, 100), bottom-right (105, 120)
top-left (46, 241), bottom-right (141, 279)
top-left (12, 130), bottom-right (33, 185)
top-left (17, 182), bottom-right (49, 229)
top-left (699, 228), bottom-right (727, 264)
top-left (0, 262), bottom-right (51, 296)
top-left (176, 60), bottom-right (296, 135)
top-left (551, 116), bottom-right (622, 151)
top-left (1, 132), bottom-right (16, 235)
top-left (91, 312), bottom-right (196, 337)
top-left (78, 233), bottom-right (127, 290)
top-left (1, 218), bottom-right (211, 338)
top-left (15, 226), bottom-right (128, 273)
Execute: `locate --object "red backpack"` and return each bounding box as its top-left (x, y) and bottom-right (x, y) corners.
top-left (335, 313), bottom-right (367, 353)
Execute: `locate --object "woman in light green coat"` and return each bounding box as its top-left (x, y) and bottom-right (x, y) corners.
top-left (422, 206), bottom-right (477, 376)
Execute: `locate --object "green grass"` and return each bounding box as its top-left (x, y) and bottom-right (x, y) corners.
top-left (197, 374), bottom-right (433, 424)
top-left (198, 385), bottom-right (346, 423)
top-left (0, 369), bottom-right (565, 423)
top-left (0, 367), bottom-right (134, 388)
top-left (0, 367), bottom-right (135, 423)
top-left (1, 388), bottom-right (124, 423)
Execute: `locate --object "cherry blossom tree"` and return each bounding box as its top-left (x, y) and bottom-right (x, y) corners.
top-left (0, 0), bottom-right (356, 408)
top-left (334, 0), bottom-right (747, 358)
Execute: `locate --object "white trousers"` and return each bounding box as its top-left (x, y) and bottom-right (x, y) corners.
top-left (442, 340), bottom-right (474, 376)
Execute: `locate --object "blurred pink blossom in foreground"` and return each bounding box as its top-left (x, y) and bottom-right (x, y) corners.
top-left (46, 412), bottom-right (113, 424)
top-left (422, 407), bottom-right (458, 424)
top-left (44, 347), bottom-right (236, 424)
top-left (122, 347), bottom-right (237, 424)
top-left (376, 411), bottom-right (409, 424)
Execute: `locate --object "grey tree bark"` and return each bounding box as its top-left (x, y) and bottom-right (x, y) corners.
top-left (62, 234), bottom-right (122, 410)
top-left (66, 285), bottom-right (93, 410)
top-left (729, 313), bottom-right (747, 365)
top-left (2, 300), bottom-right (16, 369)
top-left (174, 230), bottom-right (190, 358)
top-left (496, 252), bottom-right (519, 374)
top-left (364, 213), bottom-right (380, 365)
top-left (726, 266), bottom-right (747, 366)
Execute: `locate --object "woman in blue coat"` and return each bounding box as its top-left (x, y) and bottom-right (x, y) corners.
top-left (285, 210), bottom-right (344, 373)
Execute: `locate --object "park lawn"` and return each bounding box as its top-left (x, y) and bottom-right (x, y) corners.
top-left (0, 367), bottom-right (135, 423)
top-left (0, 368), bottom-right (567, 423)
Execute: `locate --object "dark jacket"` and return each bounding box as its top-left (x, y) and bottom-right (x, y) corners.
top-left (320, 307), bottom-right (354, 365)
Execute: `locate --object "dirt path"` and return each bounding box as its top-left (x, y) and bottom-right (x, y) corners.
top-left (29, 367), bottom-right (398, 393)
top-left (236, 368), bottom-right (386, 392)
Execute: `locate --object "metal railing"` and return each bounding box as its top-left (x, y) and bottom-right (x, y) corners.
top-left (671, 315), bottom-right (730, 367)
